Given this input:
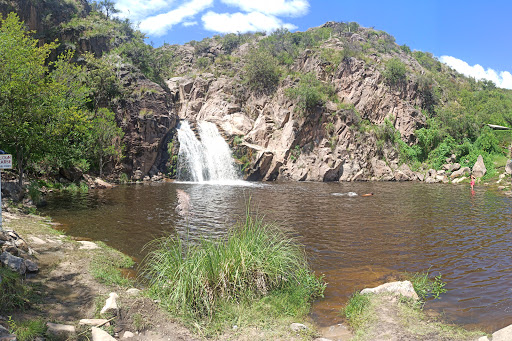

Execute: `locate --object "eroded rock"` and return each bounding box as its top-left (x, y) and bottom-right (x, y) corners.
top-left (472, 155), bottom-right (487, 178)
top-left (360, 280), bottom-right (419, 300)
top-left (100, 292), bottom-right (119, 316)
top-left (0, 251), bottom-right (26, 275)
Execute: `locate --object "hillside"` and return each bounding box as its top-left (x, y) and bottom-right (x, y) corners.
top-left (1, 1), bottom-right (511, 184)
top-left (156, 22), bottom-right (512, 181)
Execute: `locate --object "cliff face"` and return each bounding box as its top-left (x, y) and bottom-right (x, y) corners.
top-left (115, 66), bottom-right (177, 179)
top-left (164, 32), bottom-right (430, 182)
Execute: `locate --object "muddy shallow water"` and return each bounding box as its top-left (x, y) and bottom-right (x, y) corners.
top-left (41, 181), bottom-right (512, 333)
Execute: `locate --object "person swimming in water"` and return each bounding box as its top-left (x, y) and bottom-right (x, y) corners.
top-left (470, 174), bottom-right (476, 190)
top-left (362, 193), bottom-right (374, 197)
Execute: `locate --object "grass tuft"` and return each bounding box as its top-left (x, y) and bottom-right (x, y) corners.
top-left (0, 268), bottom-right (32, 313)
top-left (7, 317), bottom-right (46, 341)
top-left (342, 292), bottom-right (374, 330)
top-left (141, 214), bottom-right (325, 334)
top-left (90, 241), bottom-right (135, 287)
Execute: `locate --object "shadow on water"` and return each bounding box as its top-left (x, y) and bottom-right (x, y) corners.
top-left (41, 181), bottom-right (512, 333)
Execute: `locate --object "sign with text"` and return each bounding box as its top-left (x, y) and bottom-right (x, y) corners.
top-left (0, 154), bottom-right (12, 169)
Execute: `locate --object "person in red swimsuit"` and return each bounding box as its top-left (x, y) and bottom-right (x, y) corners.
top-left (470, 174), bottom-right (475, 190)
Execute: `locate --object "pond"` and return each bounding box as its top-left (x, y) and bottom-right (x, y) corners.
top-left (41, 181), bottom-right (512, 333)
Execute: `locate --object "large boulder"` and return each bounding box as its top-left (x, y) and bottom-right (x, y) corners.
top-left (0, 181), bottom-right (24, 202)
top-left (449, 163), bottom-right (461, 172)
top-left (450, 166), bottom-right (471, 179)
top-left (0, 251), bottom-right (26, 275)
top-left (472, 155), bottom-right (487, 178)
top-left (372, 159), bottom-right (393, 180)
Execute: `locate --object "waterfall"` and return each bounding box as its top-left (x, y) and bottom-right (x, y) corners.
top-left (176, 120), bottom-right (241, 183)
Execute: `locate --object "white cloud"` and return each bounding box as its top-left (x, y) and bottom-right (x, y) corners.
top-left (182, 21), bottom-right (198, 27)
top-left (220, 0), bottom-right (309, 17)
top-left (139, 0), bottom-right (214, 36)
top-left (115, 0), bottom-right (171, 21)
top-left (202, 11), bottom-right (297, 33)
top-left (440, 55), bottom-right (512, 90)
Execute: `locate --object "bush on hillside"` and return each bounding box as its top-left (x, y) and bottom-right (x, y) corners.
top-left (243, 48), bottom-right (281, 94)
top-left (383, 57), bottom-right (407, 87)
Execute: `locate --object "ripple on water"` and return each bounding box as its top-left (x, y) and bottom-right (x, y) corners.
top-left (41, 181), bottom-right (512, 333)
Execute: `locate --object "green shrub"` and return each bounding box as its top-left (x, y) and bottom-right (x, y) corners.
top-left (286, 73), bottom-right (335, 115)
top-left (383, 57), bottom-right (407, 87)
top-left (141, 213), bottom-right (325, 330)
top-left (243, 48), bottom-right (281, 94)
top-left (8, 317), bottom-right (46, 341)
top-left (475, 126), bottom-right (500, 154)
top-left (408, 271), bottom-right (447, 302)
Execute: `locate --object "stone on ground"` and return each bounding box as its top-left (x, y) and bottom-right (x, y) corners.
top-left (100, 292), bottom-right (119, 316)
top-left (0, 251), bottom-right (26, 274)
top-left (122, 331), bottom-right (135, 339)
top-left (290, 323), bottom-right (308, 332)
top-left (91, 327), bottom-right (116, 341)
top-left (0, 325), bottom-right (16, 341)
top-left (78, 240), bottom-right (100, 250)
top-left (46, 322), bottom-right (76, 338)
top-left (126, 288), bottom-right (141, 296)
top-left (79, 319), bottom-right (110, 327)
top-left (360, 280), bottom-right (419, 300)
top-left (493, 323), bottom-right (512, 341)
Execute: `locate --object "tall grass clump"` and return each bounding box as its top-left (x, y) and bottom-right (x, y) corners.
top-left (141, 214), bottom-right (325, 331)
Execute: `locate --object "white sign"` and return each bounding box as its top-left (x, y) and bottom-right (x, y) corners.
top-left (0, 154), bottom-right (12, 169)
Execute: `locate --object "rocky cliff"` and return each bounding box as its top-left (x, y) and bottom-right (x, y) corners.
top-left (163, 25), bottom-right (436, 182)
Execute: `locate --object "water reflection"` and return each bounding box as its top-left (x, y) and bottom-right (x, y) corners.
top-left (41, 181), bottom-right (512, 332)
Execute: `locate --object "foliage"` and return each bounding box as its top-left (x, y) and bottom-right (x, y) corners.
top-left (141, 213), bottom-right (325, 332)
top-left (383, 57), bottom-right (407, 87)
top-left (243, 48), bottom-right (281, 94)
top-left (0, 268), bottom-right (31, 313)
top-left (0, 13), bottom-right (91, 185)
top-left (90, 241), bottom-right (135, 287)
top-left (286, 72), bottom-right (335, 115)
top-left (408, 271), bottom-right (447, 302)
top-left (7, 317), bottom-right (46, 341)
top-left (84, 52), bottom-right (124, 109)
top-left (87, 108), bottom-right (124, 177)
top-left (342, 292), bottom-right (373, 330)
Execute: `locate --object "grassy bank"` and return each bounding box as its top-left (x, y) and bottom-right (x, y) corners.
top-left (141, 214), bottom-right (326, 336)
top-left (342, 273), bottom-right (485, 340)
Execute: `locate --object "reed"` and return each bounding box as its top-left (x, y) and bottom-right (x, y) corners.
top-left (141, 213), bottom-right (325, 331)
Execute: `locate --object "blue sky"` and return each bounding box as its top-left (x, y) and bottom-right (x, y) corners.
top-left (114, 0), bottom-right (512, 89)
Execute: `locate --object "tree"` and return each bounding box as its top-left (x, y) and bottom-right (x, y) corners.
top-left (0, 13), bottom-right (58, 186)
top-left (0, 13), bottom-right (91, 186)
top-left (88, 108), bottom-right (124, 177)
top-left (97, 0), bottom-right (119, 19)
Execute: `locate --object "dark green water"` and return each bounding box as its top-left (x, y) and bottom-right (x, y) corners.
top-left (41, 181), bottom-right (512, 333)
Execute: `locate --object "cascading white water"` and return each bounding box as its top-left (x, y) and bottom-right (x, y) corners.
top-left (176, 120), bottom-right (240, 182)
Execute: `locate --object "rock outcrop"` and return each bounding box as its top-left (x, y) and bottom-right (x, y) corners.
top-left (115, 66), bottom-right (178, 179)
top-left (472, 155), bottom-right (487, 178)
top-left (167, 42), bottom-right (429, 182)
